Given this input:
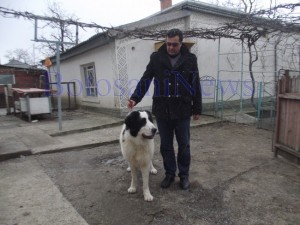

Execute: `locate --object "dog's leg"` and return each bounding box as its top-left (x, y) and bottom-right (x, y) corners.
top-left (128, 165), bottom-right (137, 194)
top-left (150, 161), bottom-right (157, 174)
top-left (141, 165), bottom-right (153, 201)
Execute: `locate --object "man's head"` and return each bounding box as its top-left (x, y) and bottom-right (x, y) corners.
top-left (166, 28), bottom-right (183, 57)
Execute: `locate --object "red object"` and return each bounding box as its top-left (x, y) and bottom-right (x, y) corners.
top-left (11, 88), bottom-right (52, 94)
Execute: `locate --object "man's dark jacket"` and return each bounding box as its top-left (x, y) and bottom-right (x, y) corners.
top-left (130, 43), bottom-right (202, 120)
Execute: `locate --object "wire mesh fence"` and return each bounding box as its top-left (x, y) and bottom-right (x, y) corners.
top-left (256, 81), bottom-right (277, 130)
top-left (200, 76), bottom-right (216, 116)
top-left (200, 75), bottom-right (278, 130)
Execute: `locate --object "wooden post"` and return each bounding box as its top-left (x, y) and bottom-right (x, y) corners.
top-left (4, 85), bottom-right (11, 115)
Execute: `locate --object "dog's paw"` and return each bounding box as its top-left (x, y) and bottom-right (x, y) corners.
top-left (128, 187), bottom-right (137, 193)
top-left (150, 168), bottom-right (157, 175)
top-left (144, 192), bottom-right (153, 202)
top-left (126, 167), bottom-right (131, 172)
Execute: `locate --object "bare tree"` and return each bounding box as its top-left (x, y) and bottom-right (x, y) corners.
top-left (38, 1), bottom-right (79, 56)
top-left (230, 0), bottom-right (260, 108)
top-left (212, 0), bottom-right (258, 12)
top-left (4, 48), bottom-right (34, 65)
top-left (183, 1), bottom-right (299, 109)
top-left (241, 0), bottom-right (257, 13)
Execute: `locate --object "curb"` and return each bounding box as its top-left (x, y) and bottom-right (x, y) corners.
top-left (49, 121), bottom-right (123, 137)
top-left (0, 120), bottom-right (223, 162)
top-left (0, 149), bottom-right (32, 162)
top-left (32, 139), bottom-right (120, 155)
top-left (190, 120), bottom-right (224, 128)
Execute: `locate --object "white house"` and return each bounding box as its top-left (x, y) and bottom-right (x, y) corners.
top-left (48, 0), bottom-right (299, 116)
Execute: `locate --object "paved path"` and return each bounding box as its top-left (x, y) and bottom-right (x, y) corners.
top-left (0, 110), bottom-right (221, 160)
top-left (0, 158), bottom-right (89, 225)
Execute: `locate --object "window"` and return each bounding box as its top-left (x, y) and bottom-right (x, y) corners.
top-left (82, 64), bottom-right (97, 97)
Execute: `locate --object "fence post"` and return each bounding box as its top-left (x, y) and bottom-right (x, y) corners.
top-left (240, 41), bottom-right (244, 112)
top-left (217, 83), bottom-right (224, 120)
top-left (257, 82), bottom-right (263, 123)
top-left (216, 38), bottom-right (221, 117)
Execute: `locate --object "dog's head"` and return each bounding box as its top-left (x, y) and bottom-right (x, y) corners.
top-left (125, 110), bottom-right (157, 139)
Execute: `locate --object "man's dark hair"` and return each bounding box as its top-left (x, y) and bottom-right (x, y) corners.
top-left (167, 29), bottom-right (183, 42)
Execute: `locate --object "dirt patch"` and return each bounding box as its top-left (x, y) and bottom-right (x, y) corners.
top-left (37, 122), bottom-right (300, 225)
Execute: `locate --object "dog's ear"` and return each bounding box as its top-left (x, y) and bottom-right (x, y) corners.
top-left (125, 111), bottom-right (138, 128)
top-left (124, 113), bottom-right (132, 128)
top-left (125, 111), bottom-right (142, 137)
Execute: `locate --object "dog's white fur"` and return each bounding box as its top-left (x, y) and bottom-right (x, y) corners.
top-left (120, 111), bottom-right (157, 201)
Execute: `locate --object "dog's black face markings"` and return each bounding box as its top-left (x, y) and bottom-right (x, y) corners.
top-left (145, 110), bottom-right (153, 123)
top-left (125, 111), bottom-right (147, 137)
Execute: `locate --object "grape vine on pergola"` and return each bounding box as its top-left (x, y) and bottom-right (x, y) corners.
top-left (0, 3), bottom-right (299, 113)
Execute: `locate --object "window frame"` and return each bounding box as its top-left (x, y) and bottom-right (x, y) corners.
top-left (81, 63), bottom-right (98, 98)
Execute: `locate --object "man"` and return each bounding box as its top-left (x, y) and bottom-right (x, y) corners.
top-left (127, 28), bottom-right (202, 190)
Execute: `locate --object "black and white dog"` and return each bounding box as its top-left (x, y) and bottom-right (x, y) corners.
top-left (120, 110), bottom-right (157, 201)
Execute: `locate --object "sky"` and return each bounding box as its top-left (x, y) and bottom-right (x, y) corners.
top-left (0, 0), bottom-right (183, 64)
top-left (0, 0), bottom-right (297, 64)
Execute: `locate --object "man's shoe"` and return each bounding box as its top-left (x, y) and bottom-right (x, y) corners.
top-left (160, 175), bottom-right (175, 188)
top-left (180, 177), bottom-right (190, 190)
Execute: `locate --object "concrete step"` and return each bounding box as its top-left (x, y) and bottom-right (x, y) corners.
top-left (32, 126), bottom-right (122, 155)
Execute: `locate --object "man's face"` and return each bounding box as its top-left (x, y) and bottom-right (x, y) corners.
top-left (166, 36), bottom-right (182, 56)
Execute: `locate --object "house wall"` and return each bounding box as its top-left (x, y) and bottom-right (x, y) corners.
top-left (190, 12), bottom-right (270, 82)
top-left (50, 42), bottom-right (116, 111)
top-left (190, 11), bottom-right (299, 79)
top-left (275, 36), bottom-right (300, 71)
top-left (55, 9), bottom-right (299, 115)
top-left (115, 38), bottom-right (157, 110)
top-left (189, 11), bottom-right (300, 106)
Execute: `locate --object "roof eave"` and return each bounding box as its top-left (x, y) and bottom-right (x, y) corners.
top-left (0, 64), bottom-right (45, 71)
top-left (50, 33), bottom-right (113, 63)
top-left (180, 1), bottom-right (243, 19)
top-left (119, 10), bottom-right (192, 31)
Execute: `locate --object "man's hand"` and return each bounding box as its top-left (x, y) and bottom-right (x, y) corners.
top-left (127, 99), bottom-right (136, 110)
top-left (193, 114), bottom-right (200, 120)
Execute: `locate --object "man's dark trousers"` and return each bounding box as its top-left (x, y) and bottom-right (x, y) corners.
top-left (156, 117), bottom-right (191, 178)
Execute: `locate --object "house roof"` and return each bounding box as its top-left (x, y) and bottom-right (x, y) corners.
top-left (51, 32), bottom-right (111, 63)
top-left (0, 60), bottom-right (45, 72)
top-left (124, 0), bottom-right (243, 28)
top-left (54, 0), bottom-right (245, 63)
top-left (161, 0), bottom-right (243, 18)
top-left (4, 59), bottom-right (32, 69)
